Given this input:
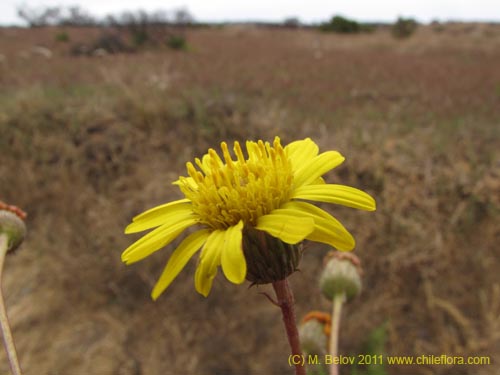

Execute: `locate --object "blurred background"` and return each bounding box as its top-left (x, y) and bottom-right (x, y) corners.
top-left (0, 1), bottom-right (499, 374)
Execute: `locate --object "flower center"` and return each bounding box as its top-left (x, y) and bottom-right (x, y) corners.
top-left (177, 138), bottom-right (294, 229)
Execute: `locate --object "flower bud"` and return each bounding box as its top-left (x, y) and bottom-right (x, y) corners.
top-left (319, 251), bottom-right (362, 301)
top-left (0, 209), bottom-right (27, 253)
top-left (299, 311), bottom-right (331, 355)
top-left (242, 227), bottom-right (303, 284)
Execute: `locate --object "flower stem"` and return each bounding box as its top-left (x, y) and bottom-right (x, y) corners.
top-left (0, 233), bottom-right (22, 375)
top-left (272, 278), bottom-right (306, 375)
top-left (329, 292), bottom-right (346, 375)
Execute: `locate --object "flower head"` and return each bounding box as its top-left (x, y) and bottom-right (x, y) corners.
top-left (0, 201), bottom-right (27, 253)
top-left (122, 137), bottom-right (375, 299)
top-left (299, 311), bottom-right (332, 355)
top-left (320, 251), bottom-right (363, 301)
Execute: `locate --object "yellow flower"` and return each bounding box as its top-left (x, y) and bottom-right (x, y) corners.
top-left (122, 137), bottom-right (375, 299)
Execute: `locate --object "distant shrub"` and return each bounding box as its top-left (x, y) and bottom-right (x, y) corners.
top-left (430, 20), bottom-right (445, 33)
top-left (392, 17), bottom-right (418, 38)
top-left (105, 8), bottom-right (194, 49)
top-left (131, 30), bottom-right (149, 47)
top-left (108, 11), bottom-right (152, 48)
top-left (55, 31), bottom-right (69, 42)
top-left (166, 35), bottom-right (187, 50)
top-left (283, 17), bottom-right (301, 28)
top-left (70, 33), bottom-right (131, 56)
top-left (93, 33), bottom-right (130, 53)
top-left (360, 24), bottom-right (376, 33)
top-left (320, 15), bottom-right (361, 34)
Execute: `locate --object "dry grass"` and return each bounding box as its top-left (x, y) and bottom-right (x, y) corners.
top-left (0, 24), bottom-right (499, 374)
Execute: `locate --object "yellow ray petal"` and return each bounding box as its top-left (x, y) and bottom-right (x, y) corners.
top-left (256, 210), bottom-right (315, 244)
top-left (281, 201), bottom-right (355, 251)
top-left (194, 230), bottom-right (225, 297)
top-left (151, 229), bottom-right (210, 300)
top-left (125, 200), bottom-right (193, 233)
top-left (285, 138), bottom-right (318, 166)
top-left (122, 216), bottom-right (197, 264)
top-left (312, 176), bottom-right (326, 185)
top-left (293, 151), bottom-right (345, 188)
top-left (293, 184), bottom-right (376, 211)
top-left (131, 198), bottom-right (190, 222)
top-left (220, 221), bottom-right (246, 285)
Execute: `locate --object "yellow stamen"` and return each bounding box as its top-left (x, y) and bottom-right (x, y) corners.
top-left (178, 137), bottom-right (294, 229)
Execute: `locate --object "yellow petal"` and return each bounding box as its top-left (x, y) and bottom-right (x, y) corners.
top-left (130, 198), bottom-right (189, 222)
top-left (125, 200), bottom-right (193, 233)
top-left (312, 176), bottom-right (326, 185)
top-left (194, 230), bottom-right (225, 297)
top-left (256, 210), bottom-right (315, 244)
top-left (281, 201), bottom-right (355, 251)
top-left (293, 151), bottom-right (345, 188)
top-left (293, 184), bottom-right (376, 211)
top-left (151, 229), bottom-right (210, 300)
top-left (122, 216), bottom-right (197, 264)
top-left (220, 221), bottom-right (246, 285)
top-left (285, 138), bottom-right (318, 165)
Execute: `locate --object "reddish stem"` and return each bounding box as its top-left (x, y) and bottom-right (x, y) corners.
top-left (272, 278), bottom-right (306, 375)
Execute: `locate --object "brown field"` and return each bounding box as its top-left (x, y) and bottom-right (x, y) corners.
top-left (0, 23), bottom-right (499, 375)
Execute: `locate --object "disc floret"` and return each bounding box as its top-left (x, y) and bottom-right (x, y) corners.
top-left (178, 138), bottom-right (294, 229)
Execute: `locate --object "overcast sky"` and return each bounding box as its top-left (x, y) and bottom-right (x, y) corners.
top-left (2, 0), bottom-right (500, 25)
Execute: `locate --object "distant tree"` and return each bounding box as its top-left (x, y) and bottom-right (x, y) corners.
top-left (169, 8), bottom-right (192, 51)
top-left (17, 5), bottom-right (61, 27)
top-left (173, 8), bottom-right (194, 26)
top-left (59, 6), bottom-right (96, 26)
top-left (118, 10), bottom-right (152, 46)
top-left (149, 10), bottom-right (170, 25)
top-left (17, 5), bottom-right (96, 27)
top-left (392, 17), bottom-right (418, 38)
top-left (320, 15), bottom-right (361, 33)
